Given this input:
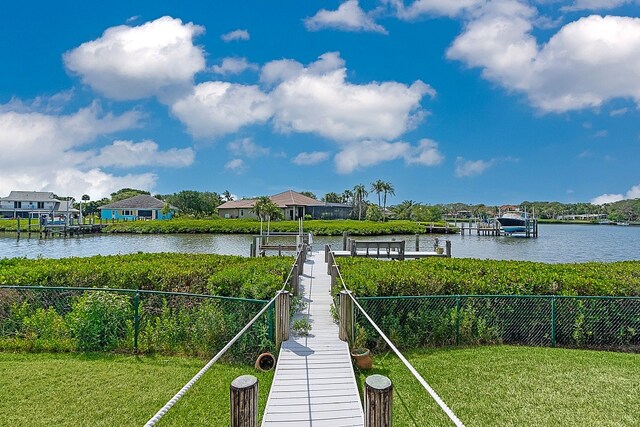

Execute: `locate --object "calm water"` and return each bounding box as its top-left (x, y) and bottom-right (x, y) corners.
top-left (0, 224), bottom-right (638, 263)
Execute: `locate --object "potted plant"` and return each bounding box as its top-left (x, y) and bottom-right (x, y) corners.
top-left (350, 325), bottom-right (372, 370)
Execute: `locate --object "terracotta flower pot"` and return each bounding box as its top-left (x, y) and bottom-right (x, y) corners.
top-left (255, 352), bottom-right (276, 371)
top-left (351, 348), bottom-right (373, 370)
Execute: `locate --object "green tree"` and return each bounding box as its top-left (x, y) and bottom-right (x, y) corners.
top-left (365, 205), bottom-right (383, 222)
top-left (353, 184), bottom-right (368, 221)
top-left (300, 191), bottom-right (317, 200)
top-left (322, 192), bottom-right (342, 203)
top-left (393, 200), bottom-right (415, 220)
top-left (370, 180), bottom-right (385, 208)
top-left (382, 181), bottom-right (395, 220)
top-left (252, 196), bottom-right (282, 236)
top-left (110, 188), bottom-right (150, 202)
top-left (222, 190), bottom-right (233, 202)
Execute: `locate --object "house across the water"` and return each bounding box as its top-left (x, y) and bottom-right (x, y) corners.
top-left (99, 195), bottom-right (177, 220)
top-left (217, 190), bottom-right (352, 220)
top-left (0, 191), bottom-right (78, 219)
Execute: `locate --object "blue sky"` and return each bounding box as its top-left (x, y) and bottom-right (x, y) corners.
top-left (1, 0), bottom-right (639, 206)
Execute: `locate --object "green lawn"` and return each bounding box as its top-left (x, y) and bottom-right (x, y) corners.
top-left (355, 346), bottom-right (639, 427)
top-left (0, 352), bottom-right (273, 427)
top-left (2, 347), bottom-right (637, 426)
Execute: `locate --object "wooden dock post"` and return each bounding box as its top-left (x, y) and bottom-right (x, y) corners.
top-left (330, 264), bottom-right (337, 288)
top-left (230, 375), bottom-right (258, 427)
top-left (275, 291), bottom-right (290, 349)
top-left (445, 240), bottom-right (452, 258)
top-left (415, 234), bottom-right (419, 251)
top-left (343, 231), bottom-right (349, 251)
top-left (325, 244), bottom-right (330, 263)
top-left (339, 290), bottom-right (354, 343)
top-left (365, 375), bottom-right (393, 427)
top-left (291, 264), bottom-right (299, 297)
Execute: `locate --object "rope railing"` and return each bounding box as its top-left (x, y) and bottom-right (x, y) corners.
top-left (328, 246), bottom-right (466, 427)
top-left (144, 243), bottom-right (308, 427)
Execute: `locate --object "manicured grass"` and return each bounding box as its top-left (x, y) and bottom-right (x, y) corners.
top-left (355, 346), bottom-right (639, 426)
top-left (0, 352), bottom-right (273, 426)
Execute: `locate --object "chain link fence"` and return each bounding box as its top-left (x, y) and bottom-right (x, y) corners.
top-left (354, 295), bottom-right (640, 352)
top-left (0, 286), bottom-right (273, 362)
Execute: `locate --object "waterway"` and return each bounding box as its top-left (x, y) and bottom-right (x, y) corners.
top-left (0, 224), bottom-right (638, 263)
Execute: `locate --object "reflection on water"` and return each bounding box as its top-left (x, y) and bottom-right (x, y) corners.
top-left (0, 224), bottom-right (638, 263)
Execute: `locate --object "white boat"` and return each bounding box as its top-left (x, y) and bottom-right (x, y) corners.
top-left (496, 210), bottom-right (529, 233)
top-left (616, 221), bottom-right (630, 226)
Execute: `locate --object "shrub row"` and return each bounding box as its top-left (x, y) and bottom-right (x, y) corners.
top-left (0, 289), bottom-right (272, 361)
top-left (0, 253), bottom-right (292, 300)
top-left (101, 219), bottom-right (450, 236)
top-left (338, 257), bottom-right (640, 297)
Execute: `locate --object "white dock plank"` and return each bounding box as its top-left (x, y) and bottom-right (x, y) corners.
top-left (262, 251), bottom-right (364, 426)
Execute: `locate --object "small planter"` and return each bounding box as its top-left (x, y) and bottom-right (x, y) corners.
top-left (435, 247), bottom-right (444, 255)
top-left (351, 348), bottom-right (373, 370)
top-left (255, 352), bottom-right (276, 371)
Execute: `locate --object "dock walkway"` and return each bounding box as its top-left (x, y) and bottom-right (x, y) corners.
top-left (262, 251), bottom-right (364, 426)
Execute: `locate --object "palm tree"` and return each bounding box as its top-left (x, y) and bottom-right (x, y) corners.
top-left (341, 189), bottom-right (353, 204)
top-left (222, 190), bottom-right (233, 202)
top-left (252, 196), bottom-right (281, 238)
top-left (370, 180), bottom-right (385, 208)
top-left (353, 184), bottom-right (368, 221)
top-left (393, 200), bottom-right (415, 220)
top-left (382, 181), bottom-right (395, 219)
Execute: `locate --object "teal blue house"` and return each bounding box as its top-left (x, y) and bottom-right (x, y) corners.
top-left (99, 195), bottom-right (177, 220)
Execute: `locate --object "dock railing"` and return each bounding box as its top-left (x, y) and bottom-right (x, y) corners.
top-left (326, 245), bottom-right (466, 426)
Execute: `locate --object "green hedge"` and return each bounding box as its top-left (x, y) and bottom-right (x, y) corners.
top-left (338, 258), bottom-right (640, 297)
top-left (101, 219), bottom-right (451, 235)
top-left (0, 253), bottom-right (291, 300)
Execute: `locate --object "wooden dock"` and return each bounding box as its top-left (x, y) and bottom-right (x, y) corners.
top-left (333, 238), bottom-right (451, 260)
top-left (262, 251), bottom-right (364, 426)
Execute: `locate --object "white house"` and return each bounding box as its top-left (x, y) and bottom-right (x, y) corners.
top-left (0, 191), bottom-right (78, 219)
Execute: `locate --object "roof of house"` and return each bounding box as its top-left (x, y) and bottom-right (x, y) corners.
top-left (99, 195), bottom-right (176, 210)
top-left (217, 190), bottom-right (326, 210)
top-left (1, 191), bottom-right (58, 202)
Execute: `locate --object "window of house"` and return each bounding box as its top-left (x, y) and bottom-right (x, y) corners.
top-left (14, 202), bottom-right (21, 209)
top-left (37, 202), bottom-right (44, 209)
top-left (240, 209), bottom-right (244, 216)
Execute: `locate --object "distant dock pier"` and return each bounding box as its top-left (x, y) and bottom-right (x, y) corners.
top-left (332, 232), bottom-right (452, 259)
top-left (457, 218), bottom-right (539, 238)
top-left (8, 216), bottom-right (106, 239)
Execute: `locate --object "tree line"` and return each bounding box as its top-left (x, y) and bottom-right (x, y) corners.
top-left (74, 186), bottom-right (640, 222)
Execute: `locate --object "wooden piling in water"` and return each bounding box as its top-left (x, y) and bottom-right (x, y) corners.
top-left (230, 375), bottom-right (258, 427)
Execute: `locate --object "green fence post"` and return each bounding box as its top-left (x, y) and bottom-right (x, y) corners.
top-left (551, 296), bottom-right (556, 348)
top-left (455, 296), bottom-right (461, 346)
top-left (133, 291), bottom-right (140, 352)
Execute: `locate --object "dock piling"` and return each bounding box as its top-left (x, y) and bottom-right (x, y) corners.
top-left (230, 375), bottom-right (258, 427)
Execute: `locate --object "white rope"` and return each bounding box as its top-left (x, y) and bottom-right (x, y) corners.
top-left (144, 294), bottom-right (278, 427)
top-left (332, 251), bottom-right (465, 427)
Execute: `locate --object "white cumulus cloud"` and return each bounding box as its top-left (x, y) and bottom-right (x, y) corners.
top-left (447, 2), bottom-right (640, 113)
top-left (64, 16), bottom-right (205, 101)
top-left (221, 29), bottom-right (250, 42)
top-left (591, 184), bottom-right (640, 204)
top-left (212, 57), bottom-right (258, 75)
top-left (268, 52), bottom-right (433, 142)
top-left (170, 82), bottom-right (273, 138)
top-left (406, 138), bottom-right (445, 166)
top-left (227, 138), bottom-right (270, 158)
top-left (391, 0), bottom-right (484, 19)
top-left (455, 157), bottom-right (495, 177)
top-left (0, 102), bottom-right (166, 199)
top-left (292, 151), bottom-right (331, 165)
top-left (562, 0), bottom-right (634, 11)
top-left (87, 140), bottom-right (195, 168)
top-left (224, 159), bottom-right (246, 173)
top-left (305, 0), bottom-right (388, 33)
top-left (334, 139), bottom-right (444, 173)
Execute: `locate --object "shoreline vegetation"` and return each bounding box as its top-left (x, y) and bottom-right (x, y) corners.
top-left (1, 252), bottom-right (638, 298)
top-left (2, 217), bottom-right (639, 236)
top-left (103, 219), bottom-right (454, 235)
